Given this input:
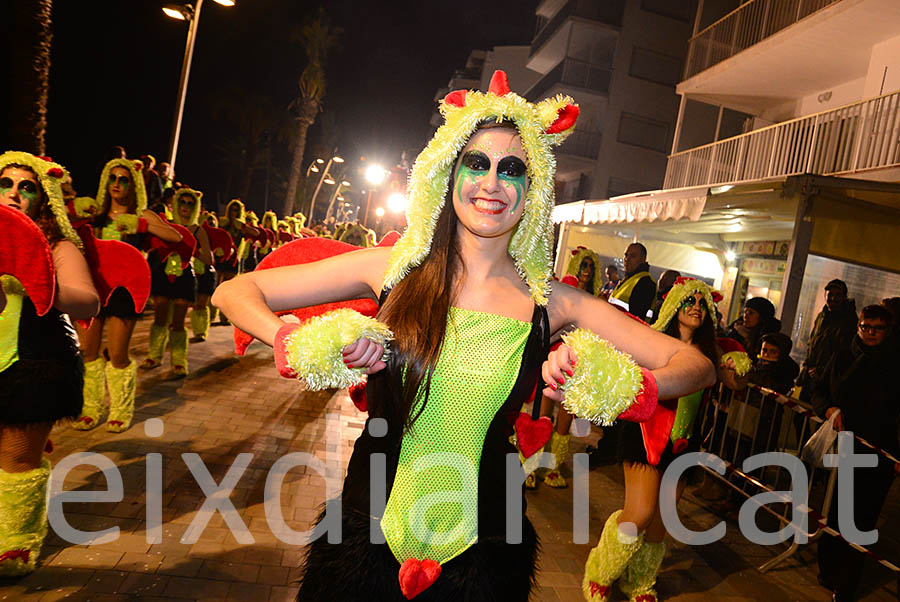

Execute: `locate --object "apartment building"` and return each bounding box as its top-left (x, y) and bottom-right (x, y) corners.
top-left (553, 0), bottom-right (900, 360)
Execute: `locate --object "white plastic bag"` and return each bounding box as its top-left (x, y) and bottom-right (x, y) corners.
top-left (801, 410), bottom-right (840, 468)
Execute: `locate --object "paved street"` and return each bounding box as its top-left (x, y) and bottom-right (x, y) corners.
top-left (1, 315), bottom-right (897, 601)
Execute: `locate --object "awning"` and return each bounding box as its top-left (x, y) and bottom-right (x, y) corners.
top-left (552, 185), bottom-right (708, 225)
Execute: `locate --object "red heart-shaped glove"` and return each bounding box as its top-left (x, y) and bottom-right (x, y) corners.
top-left (398, 558), bottom-right (442, 599)
top-left (273, 323), bottom-right (301, 378)
top-left (617, 367), bottom-right (658, 422)
top-left (515, 413), bottom-right (554, 458)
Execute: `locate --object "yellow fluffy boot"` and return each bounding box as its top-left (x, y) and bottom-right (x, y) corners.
top-left (620, 540), bottom-right (666, 602)
top-left (188, 306), bottom-right (210, 342)
top-left (544, 432), bottom-right (570, 488)
top-left (169, 329), bottom-right (188, 378)
top-left (106, 360), bottom-right (137, 433)
top-left (140, 323), bottom-right (169, 370)
top-left (583, 510), bottom-right (645, 601)
top-left (0, 459), bottom-right (51, 576)
top-left (72, 357), bottom-right (105, 430)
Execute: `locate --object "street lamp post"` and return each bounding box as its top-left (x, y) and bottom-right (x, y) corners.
top-left (324, 180), bottom-right (352, 222)
top-left (363, 164), bottom-right (385, 228)
top-left (164, 0), bottom-right (234, 173)
top-left (309, 154), bottom-right (343, 224)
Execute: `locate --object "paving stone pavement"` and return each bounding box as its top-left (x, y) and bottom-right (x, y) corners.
top-left (1, 315), bottom-right (898, 601)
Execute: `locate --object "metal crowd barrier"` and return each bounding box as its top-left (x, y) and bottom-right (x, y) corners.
top-left (695, 383), bottom-right (900, 574)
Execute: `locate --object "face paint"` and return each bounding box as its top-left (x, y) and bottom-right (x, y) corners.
top-left (454, 151), bottom-right (487, 202)
top-left (497, 156), bottom-right (526, 212)
top-left (0, 176), bottom-right (39, 202)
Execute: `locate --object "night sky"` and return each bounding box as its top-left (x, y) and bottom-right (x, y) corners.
top-left (12, 0), bottom-right (538, 215)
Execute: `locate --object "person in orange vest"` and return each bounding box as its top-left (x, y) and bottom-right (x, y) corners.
top-left (611, 242), bottom-right (656, 321)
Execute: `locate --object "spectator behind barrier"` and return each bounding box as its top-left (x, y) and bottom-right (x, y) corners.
top-left (610, 242), bottom-right (656, 320)
top-left (748, 332), bottom-right (799, 395)
top-left (797, 279), bottom-right (857, 401)
top-left (812, 304), bottom-right (900, 601)
top-left (724, 296), bottom-right (779, 362)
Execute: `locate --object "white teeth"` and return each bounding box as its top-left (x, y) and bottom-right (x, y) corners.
top-left (474, 199), bottom-right (505, 211)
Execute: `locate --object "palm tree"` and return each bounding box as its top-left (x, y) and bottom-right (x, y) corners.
top-left (282, 8), bottom-right (342, 217)
top-left (9, 0), bottom-right (53, 154)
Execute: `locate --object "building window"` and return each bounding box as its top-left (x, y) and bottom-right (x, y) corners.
top-left (641, 0), bottom-right (692, 23)
top-left (629, 47), bottom-right (682, 87)
top-left (607, 176), bottom-right (651, 198)
top-left (617, 112), bottom-right (670, 153)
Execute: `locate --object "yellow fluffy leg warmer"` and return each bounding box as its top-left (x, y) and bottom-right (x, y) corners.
top-left (0, 458), bottom-right (51, 576)
top-left (188, 306), bottom-right (210, 341)
top-left (169, 329), bottom-right (188, 377)
top-left (544, 432), bottom-right (570, 488)
top-left (72, 357), bottom-right (106, 430)
top-left (621, 540), bottom-right (666, 602)
top-left (583, 510), bottom-right (644, 601)
top-left (106, 360), bottom-right (136, 433)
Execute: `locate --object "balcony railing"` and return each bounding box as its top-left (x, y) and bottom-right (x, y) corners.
top-left (531, 0), bottom-right (625, 56)
top-left (526, 58), bottom-right (612, 102)
top-left (684, 0), bottom-right (841, 79)
top-left (664, 89), bottom-right (900, 189)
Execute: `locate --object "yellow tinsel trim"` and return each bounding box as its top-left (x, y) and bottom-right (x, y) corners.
top-left (0, 150), bottom-right (82, 248)
top-left (96, 158), bottom-right (148, 216)
top-left (564, 246), bottom-right (603, 296)
top-left (559, 328), bottom-right (643, 425)
top-left (172, 188), bottom-right (202, 226)
top-left (282, 309), bottom-right (393, 391)
top-left (652, 279), bottom-right (720, 333)
top-left (720, 350), bottom-right (751, 377)
top-left (382, 87), bottom-right (577, 306)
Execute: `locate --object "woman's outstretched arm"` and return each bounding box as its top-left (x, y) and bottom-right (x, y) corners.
top-left (52, 240), bottom-right (100, 320)
top-left (546, 283), bottom-right (716, 401)
top-left (212, 245), bottom-right (390, 347)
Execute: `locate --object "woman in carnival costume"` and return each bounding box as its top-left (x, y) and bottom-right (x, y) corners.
top-left (187, 204), bottom-right (217, 342)
top-left (73, 158), bottom-right (180, 432)
top-left (213, 72), bottom-right (714, 601)
top-left (338, 222), bottom-right (376, 248)
top-left (258, 210), bottom-right (280, 259)
top-left (0, 151), bottom-right (100, 575)
top-left (141, 188), bottom-right (211, 374)
top-left (582, 277), bottom-right (748, 602)
top-left (214, 199), bottom-right (258, 324)
top-left (242, 210), bottom-right (263, 272)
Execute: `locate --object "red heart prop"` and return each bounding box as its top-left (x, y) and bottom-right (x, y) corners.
top-left (398, 558), bottom-right (441, 599)
top-left (349, 381), bottom-right (367, 412)
top-left (672, 438), bottom-right (689, 455)
top-left (515, 413), bottom-right (553, 458)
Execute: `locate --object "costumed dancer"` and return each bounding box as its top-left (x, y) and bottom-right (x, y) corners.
top-left (242, 210), bottom-right (262, 272)
top-left (199, 211), bottom-right (234, 326)
top-left (140, 188), bottom-right (206, 374)
top-left (581, 277), bottom-right (748, 602)
top-left (259, 210), bottom-right (280, 259)
top-left (0, 152), bottom-right (100, 575)
top-left (214, 199), bottom-right (257, 324)
top-left (338, 222), bottom-right (376, 248)
top-left (73, 158), bottom-right (181, 432)
top-left (214, 72), bottom-right (714, 601)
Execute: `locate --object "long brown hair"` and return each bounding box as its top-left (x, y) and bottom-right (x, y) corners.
top-left (2, 164), bottom-right (64, 246)
top-left (664, 310), bottom-right (721, 366)
top-left (95, 167), bottom-right (138, 224)
top-left (373, 196), bottom-right (464, 431)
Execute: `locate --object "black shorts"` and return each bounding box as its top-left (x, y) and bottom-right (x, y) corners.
top-left (196, 265), bottom-right (216, 296)
top-left (99, 287), bottom-right (142, 320)
top-left (150, 253), bottom-right (197, 302)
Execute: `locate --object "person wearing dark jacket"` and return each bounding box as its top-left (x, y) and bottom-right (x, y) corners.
top-left (798, 279), bottom-right (858, 400)
top-left (725, 296), bottom-right (780, 361)
top-left (748, 332), bottom-right (799, 394)
top-left (611, 242), bottom-right (656, 320)
top-left (813, 304), bottom-right (900, 602)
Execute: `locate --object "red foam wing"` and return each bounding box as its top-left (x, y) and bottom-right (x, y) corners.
top-left (278, 231), bottom-right (294, 244)
top-left (76, 223), bottom-right (151, 315)
top-left (0, 205), bottom-right (55, 315)
top-left (202, 223), bottom-right (235, 261)
top-left (377, 231), bottom-right (401, 247)
top-left (264, 228), bottom-right (276, 246)
top-left (148, 221), bottom-right (196, 269)
top-left (232, 237), bottom-right (396, 355)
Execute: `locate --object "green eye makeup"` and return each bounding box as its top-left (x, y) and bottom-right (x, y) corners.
top-left (0, 176), bottom-right (39, 201)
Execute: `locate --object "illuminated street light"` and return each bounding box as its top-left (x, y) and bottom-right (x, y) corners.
top-left (725, 249), bottom-right (736, 262)
top-left (325, 180), bottom-right (352, 221)
top-left (316, 158), bottom-right (325, 164)
top-left (333, 156), bottom-right (345, 164)
top-left (323, 176), bottom-right (336, 185)
top-left (387, 193), bottom-right (407, 213)
top-left (163, 0), bottom-right (235, 172)
top-left (365, 165), bottom-right (386, 185)
top-left (311, 165), bottom-right (319, 173)
top-left (309, 154), bottom-right (344, 224)
top-left (375, 207), bottom-right (385, 218)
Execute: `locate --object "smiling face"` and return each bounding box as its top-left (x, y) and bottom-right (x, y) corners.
top-left (451, 127), bottom-right (528, 240)
top-left (0, 166), bottom-right (42, 216)
top-left (107, 166), bottom-right (132, 204)
top-left (677, 292), bottom-right (708, 334)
